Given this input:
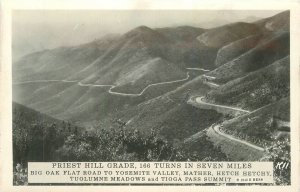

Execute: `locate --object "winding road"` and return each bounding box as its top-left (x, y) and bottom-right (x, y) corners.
top-left (15, 67), bottom-right (265, 153)
top-left (186, 68), bottom-right (210, 72)
top-left (212, 124), bottom-right (264, 151)
top-left (194, 96), bottom-right (250, 113)
top-left (13, 70), bottom-right (196, 97)
top-left (187, 96), bottom-right (265, 152)
top-left (107, 71), bottom-right (191, 96)
top-left (203, 81), bottom-right (220, 88)
top-left (185, 123), bottom-right (264, 152)
top-left (202, 74), bottom-right (216, 80)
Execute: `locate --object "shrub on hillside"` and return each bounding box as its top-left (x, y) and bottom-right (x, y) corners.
top-left (264, 138), bottom-right (290, 185)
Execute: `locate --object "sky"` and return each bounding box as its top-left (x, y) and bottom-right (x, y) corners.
top-left (12, 10), bottom-right (283, 59)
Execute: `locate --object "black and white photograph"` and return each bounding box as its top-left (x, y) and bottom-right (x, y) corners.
top-left (10, 9), bottom-right (291, 186)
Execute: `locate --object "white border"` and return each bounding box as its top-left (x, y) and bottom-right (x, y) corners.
top-left (0, 0), bottom-right (299, 192)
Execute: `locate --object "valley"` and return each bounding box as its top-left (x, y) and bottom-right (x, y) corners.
top-left (12, 10), bottom-right (290, 178)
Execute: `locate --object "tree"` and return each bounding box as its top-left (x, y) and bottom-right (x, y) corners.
top-left (264, 138), bottom-right (290, 185)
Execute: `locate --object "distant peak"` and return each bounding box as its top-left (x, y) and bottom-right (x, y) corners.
top-left (274, 10), bottom-right (290, 19)
top-left (135, 25), bottom-right (152, 31)
top-left (123, 25), bottom-right (160, 39)
top-left (126, 25), bottom-right (154, 34)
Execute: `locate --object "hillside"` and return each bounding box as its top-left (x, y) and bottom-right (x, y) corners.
top-left (68, 26), bottom-right (175, 84)
top-left (156, 26), bottom-right (205, 42)
top-left (206, 125), bottom-right (265, 161)
top-left (255, 10), bottom-right (289, 32)
top-left (197, 22), bottom-right (261, 48)
top-left (110, 57), bottom-right (186, 93)
top-left (220, 97), bottom-right (290, 144)
top-left (12, 24), bottom-right (212, 125)
top-left (12, 101), bottom-right (227, 171)
top-left (13, 69), bottom-right (205, 126)
top-left (168, 75), bottom-right (211, 101)
top-left (214, 34), bottom-right (263, 67)
top-left (156, 26), bottom-right (218, 69)
top-left (13, 102), bottom-right (61, 125)
top-left (205, 56), bottom-right (289, 110)
top-left (206, 32), bottom-right (289, 84)
top-left (107, 94), bottom-right (223, 142)
top-left (13, 36), bottom-right (117, 82)
top-left (13, 25), bottom-right (212, 95)
top-left (100, 91), bottom-right (229, 159)
top-left (13, 102), bottom-right (78, 165)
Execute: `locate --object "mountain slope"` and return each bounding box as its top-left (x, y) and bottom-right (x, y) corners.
top-left (13, 70), bottom-right (203, 126)
top-left (13, 102), bottom-right (74, 164)
top-left (14, 25), bottom-right (208, 94)
top-left (105, 57), bottom-right (186, 93)
top-left (220, 97), bottom-right (290, 143)
top-left (215, 34), bottom-right (263, 67)
top-left (108, 94), bottom-right (223, 142)
top-left (255, 10), bottom-right (289, 32)
top-left (59, 26), bottom-right (179, 87)
top-left (156, 26), bottom-right (218, 69)
top-left (197, 22), bottom-right (261, 48)
top-left (13, 102), bottom-right (62, 125)
top-left (13, 11), bottom-right (290, 131)
top-left (206, 32), bottom-right (289, 83)
top-left (205, 56), bottom-right (289, 110)
top-left (12, 24), bottom-right (211, 125)
top-left (13, 37), bottom-right (117, 82)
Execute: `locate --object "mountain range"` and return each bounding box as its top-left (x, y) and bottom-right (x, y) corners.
top-left (13, 10), bottom-right (290, 160)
